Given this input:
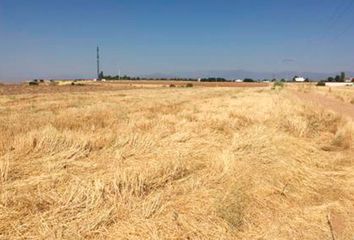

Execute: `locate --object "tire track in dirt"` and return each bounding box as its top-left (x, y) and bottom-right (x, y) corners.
top-left (290, 90), bottom-right (354, 120)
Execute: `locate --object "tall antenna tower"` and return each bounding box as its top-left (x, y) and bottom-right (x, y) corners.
top-left (96, 46), bottom-right (100, 79)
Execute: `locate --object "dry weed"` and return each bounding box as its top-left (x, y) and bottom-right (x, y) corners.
top-left (0, 87), bottom-right (353, 239)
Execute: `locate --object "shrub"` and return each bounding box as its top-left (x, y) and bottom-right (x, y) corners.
top-left (243, 78), bottom-right (254, 82)
top-left (271, 81), bottom-right (284, 90)
top-left (185, 83), bottom-right (193, 88)
top-left (273, 81), bottom-right (284, 87)
top-left (169, 84), bottom-right (176, 88)
top-left (49, 80), bottom-right (58, 85)
top-left (71, 82), bottom-right (85, 86)
top-left (28, 81), bottom-right (39, 86)
top-left (316, 81), bottom-right (326, 86)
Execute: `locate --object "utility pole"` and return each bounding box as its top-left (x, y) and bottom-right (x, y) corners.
top-left (96, 46), bottom-right (100, 80)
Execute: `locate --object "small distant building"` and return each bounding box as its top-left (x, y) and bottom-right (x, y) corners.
top-left (345, 77), bottom-right (354, 83)
top-left (325, 82), bottom-right (353, 87)
top-left (234, 79), bottom-right (243, 82)
top-left (294, 77), bottom-right (306, 82)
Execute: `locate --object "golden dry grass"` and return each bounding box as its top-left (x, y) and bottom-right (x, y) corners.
top-left (0, 87), bottom-right (353, 239)
top-left (292, 83), bottom-right (354, 104)
top-left (319, 87), bottom-right (354, 104)
top-left (325, 87), bottom-right (354, 104)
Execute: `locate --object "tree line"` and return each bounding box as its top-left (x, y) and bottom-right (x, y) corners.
top-left (99, 72), bottom-right (349, 82)
top-left (326, 72), bottom-right (346, 82)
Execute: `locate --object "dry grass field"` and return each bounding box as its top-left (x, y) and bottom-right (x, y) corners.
top-left (317, 87), bottom-right (354, 104)
top-left (0, 84), bottom-right (353, 239)
top-left (291, 83), bottom-right (354, 104)
top-left (0, 81), bottom-right (268, 95)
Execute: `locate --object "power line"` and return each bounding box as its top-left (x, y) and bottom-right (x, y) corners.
top-left (326, 0), bottom-right (350, 29)
top-left (316, 0), bottom-right (354, 41)
top-left (329, 0), bottom-right (354, 41)
top-left (331, 17), bottom-right (354, 41)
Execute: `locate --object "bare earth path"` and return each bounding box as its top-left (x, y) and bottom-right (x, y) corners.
top-left (291, 90), bottom-right (354, 120)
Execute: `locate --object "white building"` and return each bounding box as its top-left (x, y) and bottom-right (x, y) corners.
top-left (325, 82), bottom-right (353, 87)
top-left (294, 77), bottom-right (305, 82)
top-left (234, 79), bottom-right (243, 82)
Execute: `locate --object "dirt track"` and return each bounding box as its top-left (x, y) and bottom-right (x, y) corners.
top-left (292, 90), bottom-right (354, 120)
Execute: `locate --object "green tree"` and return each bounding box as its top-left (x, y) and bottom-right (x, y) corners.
top-left (340, 72), bottom-right (345, 82)
top-left (334, 75), bottom-right (341, 82)
top-left (98, 71), bottom-right (104, 80)
top-left (243, 78), bottom-right (254, 82)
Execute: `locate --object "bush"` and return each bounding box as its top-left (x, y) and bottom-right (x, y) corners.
top-left (200, 77), bottom-right (226, 82)
top-left (185, 83), bottom-right (193, 88)
top-left (71, 82), bottom-right (85, 86)
top-left (28, 81), bottom-right (39, 86)
top-left (243, 78), bottom-right (254, 82)
top-left (316, 81), bottom-right (326, 86)
top-left (271, 81), bottom-right (284, 90)
top-left (169, 84), bottom-right (176, 88)
top-left (273, 81), bottom-right (284, 87)
top-left (49, 80), bottom-right (58, 85)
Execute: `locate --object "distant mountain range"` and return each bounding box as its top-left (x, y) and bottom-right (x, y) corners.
top-left (143, 70), bottom-right (354, 80)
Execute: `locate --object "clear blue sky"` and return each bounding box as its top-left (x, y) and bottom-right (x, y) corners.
top-left (1, 0), bottom-right (354, 81)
